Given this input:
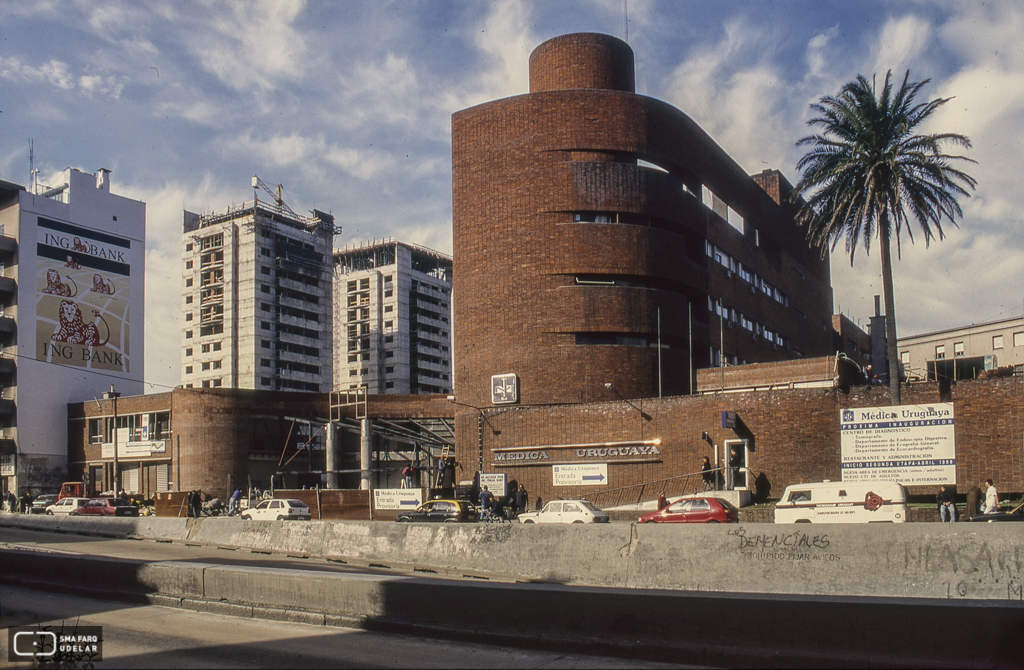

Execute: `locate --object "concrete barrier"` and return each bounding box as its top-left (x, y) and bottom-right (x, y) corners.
top-left (0, 545), bottom-right (1019, 668)
top-left (2, 514), bottom-right (1022, 602)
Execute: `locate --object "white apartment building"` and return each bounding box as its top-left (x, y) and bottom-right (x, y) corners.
top-left (182, 178), bottom-right (337, 392)
top-left (898, 316), bottom-right (1024, 382)
top-left (333, 240), bottom-right (452, 394)
top-left (0, 168), bottom-right (146, 497)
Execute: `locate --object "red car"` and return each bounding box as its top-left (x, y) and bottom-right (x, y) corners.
top-left (70, 498), bottom-right (139, 517)
top-left (638, 497), bottom-right (738, 524)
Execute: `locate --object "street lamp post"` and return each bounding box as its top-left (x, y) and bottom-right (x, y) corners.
top-left (104, 385), bottom-right (121, 495)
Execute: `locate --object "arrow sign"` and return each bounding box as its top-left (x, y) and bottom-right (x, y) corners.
top-left (552, 463), bottom-right (608, 487)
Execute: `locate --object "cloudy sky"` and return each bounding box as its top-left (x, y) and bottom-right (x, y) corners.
top-left (2, 0), bottom-right (1021, 391)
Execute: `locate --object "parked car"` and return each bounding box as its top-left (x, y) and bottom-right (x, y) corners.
top-left (70, 498), bottom-right (139, 517)
top-left (45, 497), bottom-right (91, 516)
top-left (395, 499), bottom-right (478, 523)
top-left (30, 494), bottom-right (59, 514)
top-left (518, 499), bottom-right (609, 524)
top-left (638, 497), bottom-right (738, 524)
top-left (970, 501), bottom-right (1024, 522)
top-left (241, 498), bottom-right (311, 521)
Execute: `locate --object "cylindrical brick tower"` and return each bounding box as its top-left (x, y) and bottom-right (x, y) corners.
top-left (452, 33), bottom-right (830, 412)
top-left (451, 32), bottom-right (716, 410)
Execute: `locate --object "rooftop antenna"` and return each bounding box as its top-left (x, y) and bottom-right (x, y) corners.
top-left (28, 139), bottom-right (38, 194)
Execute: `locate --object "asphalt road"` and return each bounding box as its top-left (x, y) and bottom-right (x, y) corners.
top-left (1, 584), bottom-right (696, 669)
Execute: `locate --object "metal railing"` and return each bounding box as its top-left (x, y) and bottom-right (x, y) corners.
top-left (587, 467), bottom-right (724, 509)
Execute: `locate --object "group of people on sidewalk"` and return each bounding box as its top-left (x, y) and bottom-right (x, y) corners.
top-left (936, 479), bottom-right (1000, 522)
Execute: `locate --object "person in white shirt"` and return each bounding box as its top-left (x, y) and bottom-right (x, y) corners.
top-left (983, 479), bottom-right (999, 514)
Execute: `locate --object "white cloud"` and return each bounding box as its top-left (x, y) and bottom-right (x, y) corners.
top-left (185, 0), bottom-right (314, 91)
top-left (869, 15), bottom-right (933, 78)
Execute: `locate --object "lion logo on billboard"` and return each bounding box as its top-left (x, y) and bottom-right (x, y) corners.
top-left (42, 268), bottom-right (77, 297)
top-left (52, 300), bottom-right (109, 347)
top-left (89, 274), bottom-right (115, 295)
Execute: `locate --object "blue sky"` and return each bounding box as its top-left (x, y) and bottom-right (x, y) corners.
top-left (2, 0), bottom-right (1022, 391)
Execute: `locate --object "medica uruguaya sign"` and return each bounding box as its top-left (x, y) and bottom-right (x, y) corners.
top-left (839, 403), bottom-right (955, 486)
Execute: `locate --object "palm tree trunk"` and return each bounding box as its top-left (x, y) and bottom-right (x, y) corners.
top-left (879, 226), bottom-right (902, 405)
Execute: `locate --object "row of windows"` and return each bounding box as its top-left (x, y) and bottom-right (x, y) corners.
top-left (707, 242), bottom-right (791, 307)
top-left (917, 332), bottom-right (1024, 361)
top-left (88, 412), bottom-right (171, 444)
top-left (711, 298), bottom-right (788, 348)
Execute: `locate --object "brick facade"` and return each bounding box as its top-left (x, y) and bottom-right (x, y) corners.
top-left (451, 33), bottom-right (832, 416)
top-left (459, 373), bottom-right (1022, 509)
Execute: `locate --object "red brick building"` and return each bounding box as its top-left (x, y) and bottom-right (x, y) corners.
top-left (452, 33), bottom-right (832, 413)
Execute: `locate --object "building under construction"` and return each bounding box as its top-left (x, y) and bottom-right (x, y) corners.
top-left (181, 177), bottom-right (339, 392)
top-left (333, 239), bottom-right (452, 395)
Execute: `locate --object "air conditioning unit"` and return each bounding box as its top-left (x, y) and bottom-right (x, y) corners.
top-left (724, 320), bottom-right (733, 329)
top-left (724, 269), bottom-right (732, 278)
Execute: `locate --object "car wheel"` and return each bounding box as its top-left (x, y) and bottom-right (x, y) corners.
top-left (396, 517), bottom-right (411, 522)
top-left (444, 518), bottom-right (459, 523)
top-left (572, 520), bottom-right (584, 524)
top-left (46, 510), bottom-right (54, 515)
top-left (242, 514), bottom-right (251, 521)
top-left (523, 519), bottom-right (535, 523)
top-left (276, 515), bottom-right (284, 521)
top-left (707, 520), bottom-right (719, 524)
top-left (795, 519), bottom-right (812, 523)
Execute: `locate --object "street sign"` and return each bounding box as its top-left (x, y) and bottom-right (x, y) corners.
top-left (552, 463), bottom-right (608, 487)
top-left (372, 489), bottom-right (422, 510)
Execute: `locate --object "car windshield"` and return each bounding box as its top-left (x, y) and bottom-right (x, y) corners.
top-left (579, 500), bottom-right (602, 512)
top-left (717, 499), bottom-right (737, 511)
top-left (284, 500), bottom-right (308, 508)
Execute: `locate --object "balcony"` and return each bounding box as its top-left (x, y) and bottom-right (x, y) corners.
top-left (0, 399), bottom-right (15, 415)
top-left (0, 277), bottom-right (15, 296)
top-left (0, 357), bottom-right (14, 376)
top-left (0, 235), bottom-right (16, 256)
top-left (0, 315), bottom-right (14, 337)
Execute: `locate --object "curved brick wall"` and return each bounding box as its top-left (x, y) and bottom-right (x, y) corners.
top-left (452, 33), bottom-right (831, 410)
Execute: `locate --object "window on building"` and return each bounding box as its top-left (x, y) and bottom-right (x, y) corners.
top-left (384, 335), bottom-right (393, 343)
top-left (185, 348), bottom-right (192, 357)
top-left (262, 284), bottom-right (270, 293)
top-left (348, 354), bottom-right (357, 363)
top-left (185, 313), bottom-right (193, 321)
top-left (201, 362), bottom-right (210, 371)
top-left (935, 345), bottom-right (946, 360)
top-left (185, 260), bottom-right (193, 269)
top-left (384, 289), bottom-right (393, 297)
top-left (348, 281), bottom-right (357, 292)
top-left (385, 382), bottom-right (394, 389)
top-left (385, 351), bottom-right (394, 358)
top-left (1015, 332), bottom-right (1024, 348)
top-left (212, 360), bottom-right (221, 370)
top-left (954, 342), bottom-right (965, 357)
top-left (384, 320), bottom-right (393, 330)
top-left (185, 295), bottom-right (193, 304)
top-left (359, 278), bottom-right (370, 289)
top-left (213, 342), bottom-right (221, 351)
top-left (385, 366), bottom-right (394, 374)
top-left (262, 340), bottom-right (270, 348)
top-left (185, 366), bottom-right (193, 374)
top-left (993, 335), bottom-right (1004, 350)
top-left (185, 278), bottom-right (193, 287)
top-left (212, 379), bottom-right (222, 388)
top-left (185, 330), bottom-right (193, 339)
top-left (261, 266), bottom-right (270, 275)
top-left (384, 305), bottom-right (393, 313)
top-left (262, 358), bottom-right (272, 367)
top-left (186, 243), bottom-right (193, 252)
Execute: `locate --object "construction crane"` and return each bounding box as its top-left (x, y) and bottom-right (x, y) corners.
top-left (251, 175), bottom-right (300, 219)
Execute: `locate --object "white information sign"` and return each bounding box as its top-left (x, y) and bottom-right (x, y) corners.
top-left (552, 463), bottom-right (608, 486)
top-left (373, 489), bottom-right (423, 511)
top-left (479, 473), bottom-right (507, 496)
top-left (840, 403), bottom-right (956, 485)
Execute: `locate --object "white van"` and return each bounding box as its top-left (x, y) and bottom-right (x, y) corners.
top-left (774, 481), bottom-right (907, 524)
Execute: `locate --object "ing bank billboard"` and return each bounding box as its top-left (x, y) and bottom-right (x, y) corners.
top-left (840, 403), bottom-right (956, 485)
top-left (35, 217), bottom-right (133, 373)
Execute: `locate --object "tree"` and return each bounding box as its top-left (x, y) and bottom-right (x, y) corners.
top-left (793, 70), bottom-right (976, 404)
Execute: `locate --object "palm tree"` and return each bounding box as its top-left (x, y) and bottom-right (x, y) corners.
top-left (794, 70), bottom-right (976, 404)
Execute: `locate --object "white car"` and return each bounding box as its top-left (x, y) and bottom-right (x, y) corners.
top-left (45, 497), bottom-right (91, 516)
top-left (517, 499), bottom-right (609, 524)
top-left (240, 498), bottom-right (311, 521)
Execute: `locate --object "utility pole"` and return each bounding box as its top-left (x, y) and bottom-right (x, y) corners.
top-left (104, 386), bottom-right (121, 495)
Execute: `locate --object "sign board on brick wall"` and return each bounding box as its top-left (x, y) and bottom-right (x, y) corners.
top-left (840, 403), bottom-right (955, 485)
top-left (552, 463), bottom-right (608, 486)
top-left (491, 373), bottom-right (518, 404)
top-left (479, 472), bottom-right (507, 496)
top-left (373, 489), bottom-right (422, 510)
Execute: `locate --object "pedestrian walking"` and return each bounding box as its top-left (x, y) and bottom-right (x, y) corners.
top-left (402, 465), bottom-right (414, 489)
top-left (983, 479), bottom-right (999, 514)
top-left (700, 456), bottom-right (715, 491)
top-left (228, 489), bottom-right (242, 516)
top-left (965, 485), bottom-right (982, 519)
